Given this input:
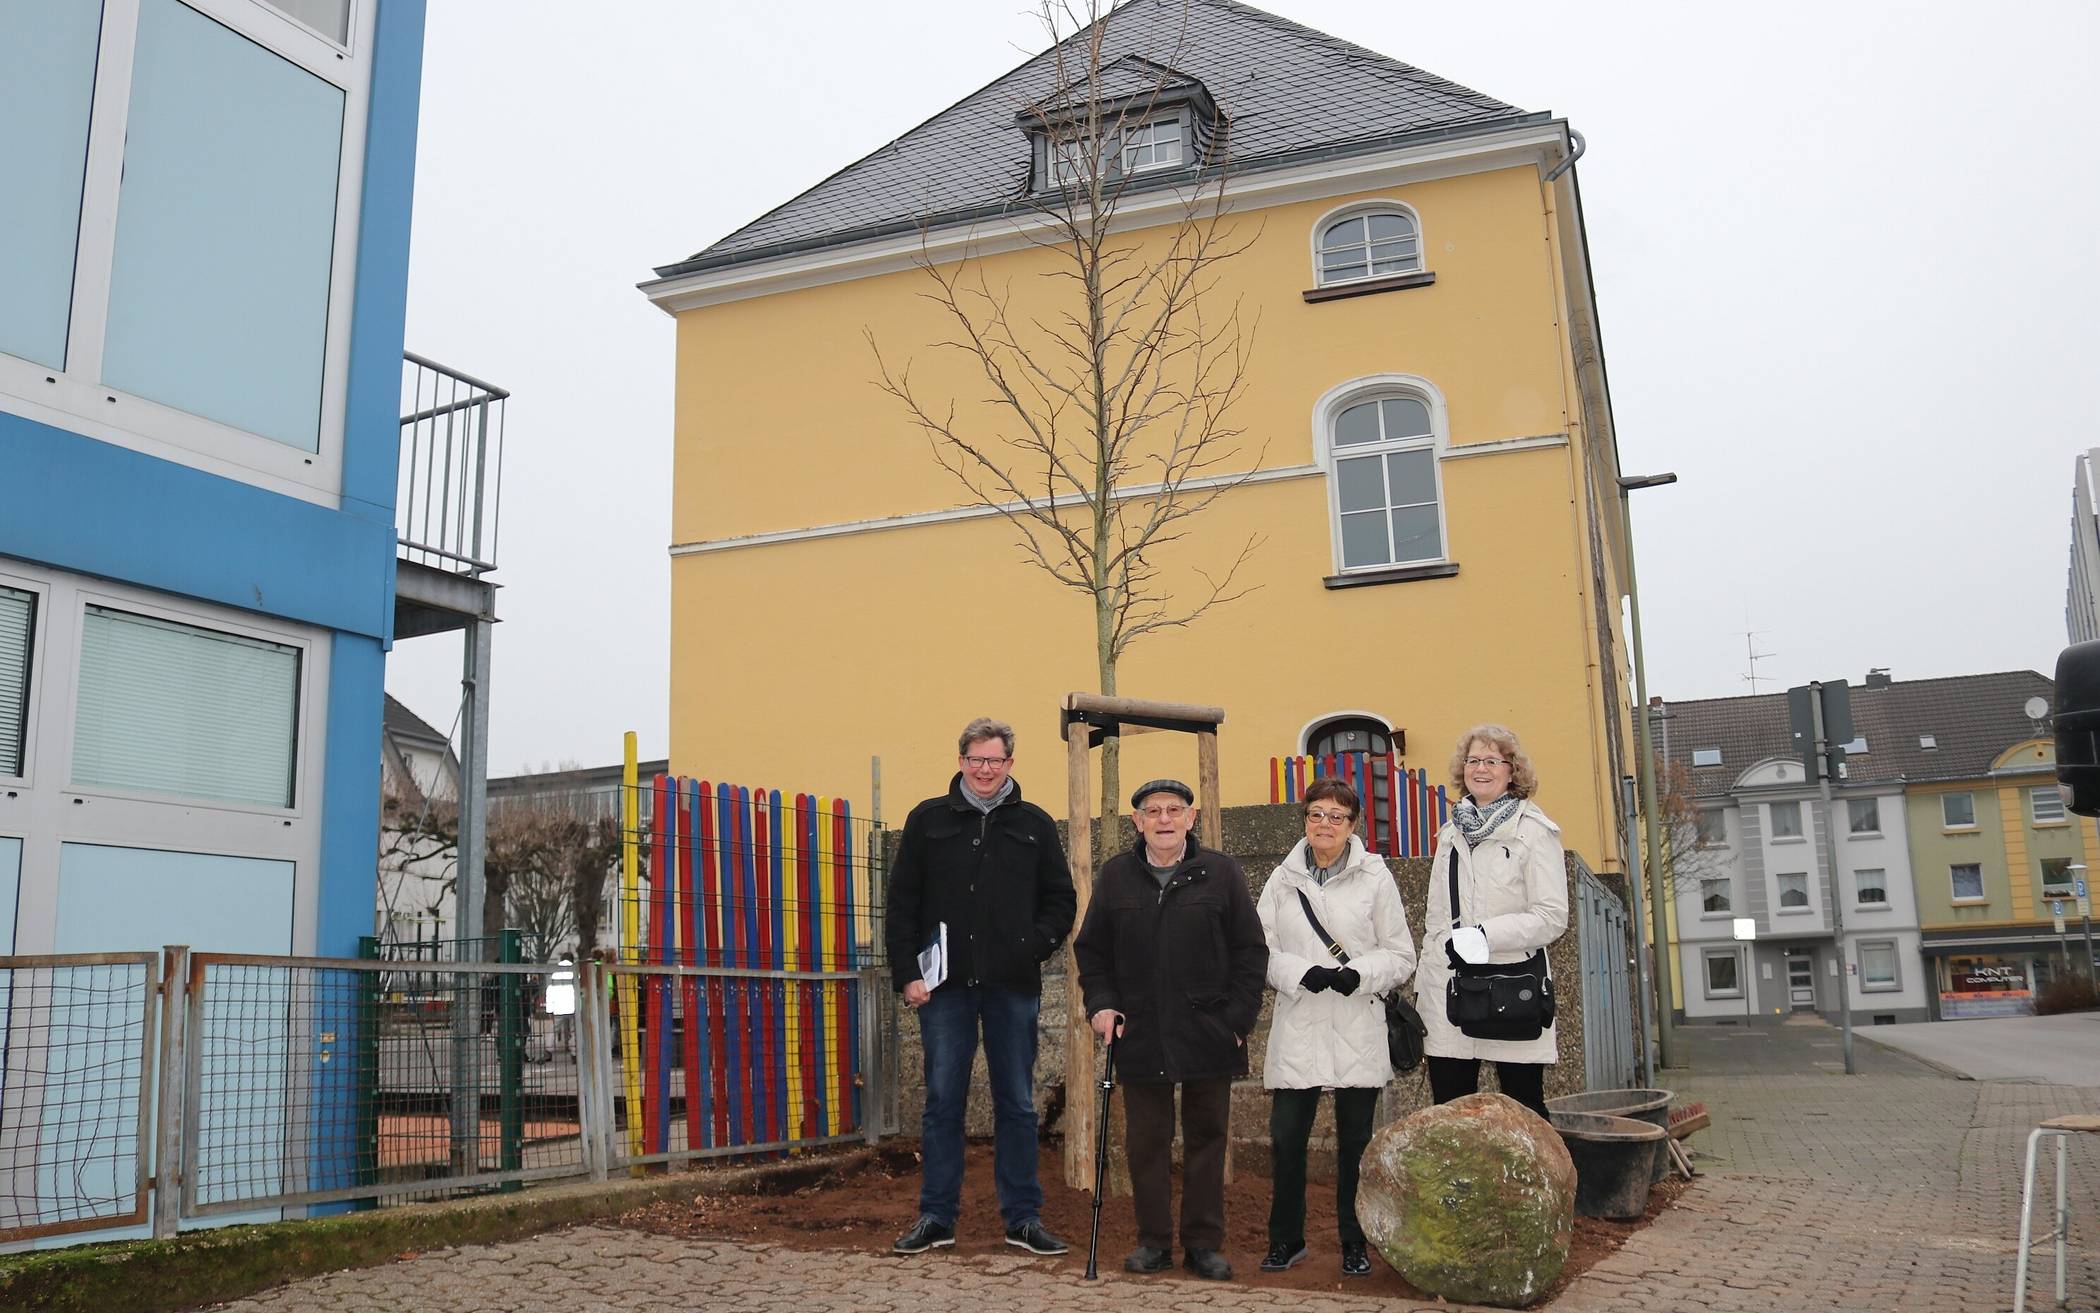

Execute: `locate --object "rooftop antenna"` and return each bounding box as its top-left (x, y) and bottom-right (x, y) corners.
top-left (1741, 629), bottom-right (1776, 694)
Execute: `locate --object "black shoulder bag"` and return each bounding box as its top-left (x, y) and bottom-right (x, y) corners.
top-left (1443, 847), bottom-right (1555, 1041)
top-left (1294, 888), bottom-right (1426, 1074)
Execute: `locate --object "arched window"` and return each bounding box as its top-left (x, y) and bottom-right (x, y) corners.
top-left (1316, 208), bottom-right (1421, 285)
top-left (1327, 390), bottom-right (1444, 571)
top-left (1303, 715), bottom-right (1398, 845)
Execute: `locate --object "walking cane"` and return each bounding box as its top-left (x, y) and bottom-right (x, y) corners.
top-left (1083, 1030), bottom-right (1117, 1280)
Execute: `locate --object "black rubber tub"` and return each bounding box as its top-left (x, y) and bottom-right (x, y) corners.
top-left (1547, 1088), bottom-right (1674, 1182)
top-left (1549, 1111), bottom-right (1666, 1220)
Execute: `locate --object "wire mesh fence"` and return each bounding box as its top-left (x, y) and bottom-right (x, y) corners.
top-left (182, 953), bottom-right (587, 1217)
top-left (0, 953), bottom-right (156, 1242)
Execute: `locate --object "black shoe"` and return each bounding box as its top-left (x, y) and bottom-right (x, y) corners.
top-left (1184, 1248), bottom-right (1233, 1281)
top-left (1005, 1219), bottom-right (1069, 1255)
top-left (1341, 1240), bottom-right (1372, 1277)
top-left (1123, 1245), bottom-right (1172, 1274)
top-left (892, 1216), bottom-right (954, 1254)
top-left (1259, 1240), bottom-right (1307, 1273)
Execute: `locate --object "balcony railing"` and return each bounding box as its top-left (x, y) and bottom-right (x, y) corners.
top-left (399, 351), bottom-right (507, 578)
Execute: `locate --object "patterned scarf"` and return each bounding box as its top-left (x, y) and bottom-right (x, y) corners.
top-left (1453, 793), bottom-right (1522, 847)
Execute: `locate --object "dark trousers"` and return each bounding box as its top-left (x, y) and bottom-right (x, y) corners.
top-left (1427, 1055), bottom-right (1548, 1119)
top-left (1121, 1078), bottom-right (1232, 1251)
top-left (916, 985), bottom-right (1043, 1228)
top-left (1267, 1086), bottom-right (1379, 1247)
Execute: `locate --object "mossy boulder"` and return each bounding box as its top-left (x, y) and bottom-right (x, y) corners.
top-left (1356, 1092), bottom-right (1574, 1308)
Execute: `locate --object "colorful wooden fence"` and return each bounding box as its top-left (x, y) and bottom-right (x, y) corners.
top-left (618, 771), bottom-right (880, 1159)
top-left (1268, 751), bottom-right (1451, 857)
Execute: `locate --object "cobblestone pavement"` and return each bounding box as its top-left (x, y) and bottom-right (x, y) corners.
top-left (218, 1020), bottom-right (2100, 1312)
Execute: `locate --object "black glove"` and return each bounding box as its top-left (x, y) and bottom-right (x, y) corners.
top-left (1300, 966), bottom-right (1337, 993)
top-left (1331, 967), bottom-right (1361, 996)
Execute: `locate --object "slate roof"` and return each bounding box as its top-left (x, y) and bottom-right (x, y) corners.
top-left (655, 0), bottom-right (1539, 278)
top-left (1661, 671), bottom-right (2058, 799)
top-left (383, 694), bottom-right (450, 751)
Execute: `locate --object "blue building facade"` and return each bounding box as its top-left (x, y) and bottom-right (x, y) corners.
top-left (0, 0), bottom-right (427, 969)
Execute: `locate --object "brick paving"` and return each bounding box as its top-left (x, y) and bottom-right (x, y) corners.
top-left (216, 1019), bottom-right (2100, 1312)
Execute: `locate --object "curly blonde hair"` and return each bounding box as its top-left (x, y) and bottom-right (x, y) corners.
top-left (1449, 724), bottom-right (1538, 800)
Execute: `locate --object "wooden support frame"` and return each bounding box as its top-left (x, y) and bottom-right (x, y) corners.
top-left (1059, 692), bottom-right (1227, 1191)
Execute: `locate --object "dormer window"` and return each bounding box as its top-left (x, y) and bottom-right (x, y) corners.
top-left (1019, 61), bottom-right (1218, 196)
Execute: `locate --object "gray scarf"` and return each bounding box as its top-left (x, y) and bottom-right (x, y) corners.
top-left (962, 775), bottom-right (1015, 814)
top-left (1453, 794), bottom-right (1521, 847)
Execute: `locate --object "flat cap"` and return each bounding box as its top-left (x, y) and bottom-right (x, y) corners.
top-left (1130, 778), bottom-right (1195, 808)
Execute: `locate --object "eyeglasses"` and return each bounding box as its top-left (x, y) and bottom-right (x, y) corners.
top-left (1464, 756), bottom-right (1511, 769)
top-left (962, 755), bottom-right (1012, 769)
top-left (1139, 804), bottom-right (1188, 819)
top-left (1305, 809), bottom-right (1354, 825)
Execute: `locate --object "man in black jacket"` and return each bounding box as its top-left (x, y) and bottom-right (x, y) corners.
top-left (885, 717), bottom-right (1076, 1258)
top-left (1072, 778), bottom-right (1268, 1281)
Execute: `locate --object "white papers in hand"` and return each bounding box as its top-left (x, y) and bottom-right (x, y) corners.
top-left (917, 922), bottom-right (949, 991)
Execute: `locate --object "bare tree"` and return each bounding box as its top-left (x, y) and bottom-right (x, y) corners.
top-left (871, 0), bottom-right (1263, 827)
top-left (1655, 760), bottom-right (1727, 908)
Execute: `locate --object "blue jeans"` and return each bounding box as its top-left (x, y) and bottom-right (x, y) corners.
top-left (917, 984), bottom-right (1043, 1229)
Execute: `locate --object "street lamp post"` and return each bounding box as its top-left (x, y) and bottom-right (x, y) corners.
top-left (1621, 472), bottom-right (1679, 1070)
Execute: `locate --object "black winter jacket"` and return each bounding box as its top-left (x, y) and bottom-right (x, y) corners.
top-left (1072, 840), bottom-right (1268, 1084)
top-left (884, 775), bottom-right (1076, 994)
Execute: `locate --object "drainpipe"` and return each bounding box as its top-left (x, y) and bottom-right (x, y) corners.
top-left (1621, 473), bottom-right (1679, 1069)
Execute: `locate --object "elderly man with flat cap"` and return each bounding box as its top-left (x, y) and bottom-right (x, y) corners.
top-left (1072, 777), bottom-right (1268, 1281)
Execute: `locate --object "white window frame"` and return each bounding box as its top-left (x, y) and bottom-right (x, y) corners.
top-left (0, 558), bottom-right (326, 957)
top-left (1699, 877), bottom-right (1732, 915)
top-left (2039, 857), bottom-right (2075, 896)
top-left (1691, 747), bottom-right (1722, 767)
top-left (1941, 792), bottom-right (1977, 829)
top-left (1857, 939), bottom-right (1901, 992)
top-left (1310, 373), bottom-right (1450, 576)
top-left (1309, 199), bottom-right (1425, 287)
top-left (1847, 797), bottom-right (1880, 837)
top-left (2030, 786), bottom-right (2067, 826)
top-left (1768, 800), bottom-right (1804, 841)
top-left (0, 0), bottom-right (376, 506)
top-left (1776, 871), bottom-right (1810, 912)
top-left (1695, 808), bottom-right (1729, 847)
top-left (1702, 947), bottom-right (1743, 999)
top-left (1119, 114), bottom-right (1184, 173)
top-left (65, 584), bottom-right (313, 820)
top-left (0, 568), bottom-right (53, 787)
top-left (1853, 868), bottom-right (1889, 909)
top-left (1949, 863), bottom-right (1985, 903)
top-left (1039, 109), bottom-right (1188, 191)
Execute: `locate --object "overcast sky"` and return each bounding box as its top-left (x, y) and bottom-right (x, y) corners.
top-left (387, 0), bottom-right (2099, 771)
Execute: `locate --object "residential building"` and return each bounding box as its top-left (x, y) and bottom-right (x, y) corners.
top-left (641, 0), bottom-right (1638, 872)
top-left (1659, 670), bottom-right (2079, 1025)
top-left (377, 694), bottom-right (459, 945)
top-left (2068, 449), bottom-right (2100, 645)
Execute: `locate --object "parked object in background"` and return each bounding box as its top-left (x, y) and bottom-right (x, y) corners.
top-left (1356, 1092), bottom-right (1574, 1308)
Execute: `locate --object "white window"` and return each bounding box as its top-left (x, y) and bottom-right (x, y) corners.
top-left (1695, 809), bottom-right (1728, 846)
top-left (1701, 878), bottom-right (1732, 913)
top-left (2039, 858), bottom-right (2075, 895)
top-left (1841, 736), bottom-right (1868, 755)
top-left (1919, 734), bottom-right (1938, 750)
top-left (1777, 872), bottom-right (1809, 910)
top-left (1854, 869), bottom-right (1888, 907)
top-left (73, 604), bottom-right (302, 808)
top-left (1119, 116), bottom-right (1183, 172)
top-left (1847, 798), bottom-right (1880, 835)
top-left (0, 0), bottom-right (372, 490)
top-left (1942, 792), bottom-right (1976, 828)
top-left (1316, 208), bottom-right (1422, 285)
top-left (1858, 941), bottom-right (1899, 992)
top-left (2031, 786), bottom-right (2067, 825)
top-left (1703, 950), bottom-right (1742, 998)
top-left (1769, 800), bottom-right (1803, 840)
top-left (0, 585), bottom-right (32, 778)
top-left (1691, 747), bottom-right (1723, 767)
top-left (1950, 863), bottom-right (1984, 901)
top-left (1323, 388), bottom-right (1444, 571)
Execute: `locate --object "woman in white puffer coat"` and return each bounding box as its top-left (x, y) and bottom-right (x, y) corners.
top-left (1256, 779), bottom-right (1415, 1280)
top-left (1416, 723), bottom-right (1569, 1120)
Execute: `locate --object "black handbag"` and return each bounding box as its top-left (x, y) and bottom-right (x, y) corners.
top-left (1443, 847), bottom-right (1554, 1042)
top-left (1294, 888), bottom-right (1427, 1074)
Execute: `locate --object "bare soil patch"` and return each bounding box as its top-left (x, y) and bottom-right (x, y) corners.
top-left (617, 1137), bottom-right (1691, 1304)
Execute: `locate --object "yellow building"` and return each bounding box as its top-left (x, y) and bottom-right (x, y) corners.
top-left (640, 1), bottom-right (1637, 872)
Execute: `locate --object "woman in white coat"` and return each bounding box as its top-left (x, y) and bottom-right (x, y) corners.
top-left (1416, 724), bottom-right (1569, 1120)
top-left (1256, 779), bottom-right (1416, 1278)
